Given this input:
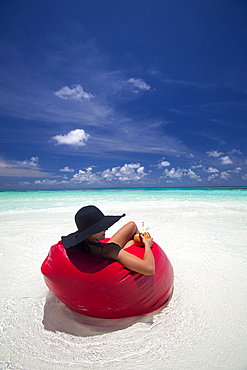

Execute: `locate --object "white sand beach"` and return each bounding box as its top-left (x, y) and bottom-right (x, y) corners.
top-left (0, 189), bottom-right (247, 369)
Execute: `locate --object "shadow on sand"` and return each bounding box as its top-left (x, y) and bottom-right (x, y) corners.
top-left (42, 292), bottom-right (162, 337)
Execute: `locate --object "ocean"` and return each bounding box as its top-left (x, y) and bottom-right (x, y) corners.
top-left (0, 187), bottom-right (246, 370)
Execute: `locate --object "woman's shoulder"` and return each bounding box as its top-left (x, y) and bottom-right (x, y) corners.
top-left (97, 241), bottom-right (121, 260)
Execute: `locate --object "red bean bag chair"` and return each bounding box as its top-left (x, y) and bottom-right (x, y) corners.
top-left (41, 239), bottom-right (174, 319)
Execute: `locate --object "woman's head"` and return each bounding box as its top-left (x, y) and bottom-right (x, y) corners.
top-left (62, 205), bottom-right (125, 248)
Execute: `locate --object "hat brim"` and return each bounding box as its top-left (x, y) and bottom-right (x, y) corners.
top-left (62, 214), bottom-right (125, 249)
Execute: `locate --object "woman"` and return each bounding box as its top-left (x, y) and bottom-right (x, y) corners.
top-left (62, 205), bottom-right (155, 275)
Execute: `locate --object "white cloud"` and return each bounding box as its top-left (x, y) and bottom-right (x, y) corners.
top-left (191, 164), bottom-right (203, 169)
top-left (128, 78), bottom-right (151, 91)
top-left (220, 156), bottom-right (233, 165)
top-left (205, 167), bottom-right (219, 173)
top-left (0, 156), bottom-right (39, 169)
top-left (54, 84), bottom-right (94, 101)
top-left (206, 150), bottom-right (224, 158)
top-left (21, 156), bottom-right (39, 167)
top-left (228, 149), bottom-right (242, 155)
top-left (242, 173), bottom-right (247, 180)
top-left (33, 163), bottom-right (148, 186)
top-left (59, 166), bottom-right (75, 172)
top-left (51, 129), bottom-right (90, 146)
top-left (220, 171), bottom-right (231, 180)
top-left (70, 163), bottom-right (147, 183)
top-left (228, 167), bottom-right (241, 173)
top-left (187, 169), bottom-right (201, 181)
top-left (102, 163), bottom-right (147, 182)
top-left (206, 151), bottom-right (234, 165)
top-left (163, 168), bottom-right (184, 179)
top-left (207, 173), bottom-right (219, 181)
top-left (163, 167), bottom-right (201, 181)
top-left (0, 156), bottom-right (51, 178)
top-left (158, 160), bottom-right (170, 168)
top-left (72, 167), bottom-right (100, 183)
top-left (35, 179), bottom-right (62, 185)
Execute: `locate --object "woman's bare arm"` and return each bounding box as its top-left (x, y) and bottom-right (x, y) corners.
top-left (103, 234), bottom-right (155, 275)
top-left (108, 221), bottom-right (139, 249)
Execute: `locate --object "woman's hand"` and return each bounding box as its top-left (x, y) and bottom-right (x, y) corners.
top-left (141, 234), bottom-right (153, 248)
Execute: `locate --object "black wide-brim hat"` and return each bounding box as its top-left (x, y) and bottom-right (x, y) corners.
top-left (62, 205), bottom-right (125, 249)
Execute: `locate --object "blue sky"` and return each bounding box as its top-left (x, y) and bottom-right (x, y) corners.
top-left (1, 0), bottom-right (247, 189)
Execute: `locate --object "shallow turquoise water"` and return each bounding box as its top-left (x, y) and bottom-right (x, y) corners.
top-left (0, 187), bottom-right (246, 213)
